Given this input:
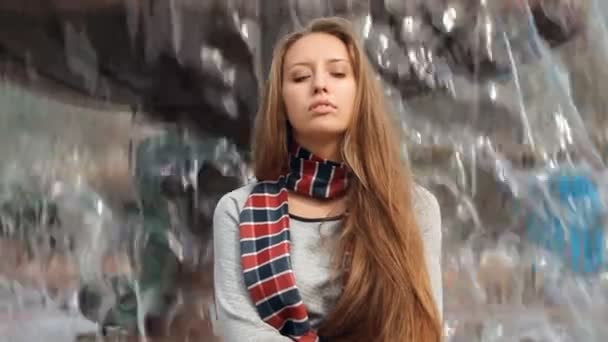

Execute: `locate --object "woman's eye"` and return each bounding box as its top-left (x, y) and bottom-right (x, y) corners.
top-left (331, 72), bottom-right (346, 78)
top-left (294, 75), bottom-right (310, 82)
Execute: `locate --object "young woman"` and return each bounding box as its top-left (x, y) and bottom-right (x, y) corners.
top-left (213, 17), bottom-right (443, 342)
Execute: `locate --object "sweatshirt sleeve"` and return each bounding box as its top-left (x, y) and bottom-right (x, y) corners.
top-left (413, 186), bottom-right (444, 318)
top-left (212, 191), bottom-right (293, 342)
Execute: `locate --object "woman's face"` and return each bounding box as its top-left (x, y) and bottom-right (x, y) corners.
top-left (282, 32), bottom-right (357, 143)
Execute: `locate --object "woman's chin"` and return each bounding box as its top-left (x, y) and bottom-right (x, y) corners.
top-left (302, 126), bottom-right (347, 139)
top-left (305, 117), bottom-right (348, 134)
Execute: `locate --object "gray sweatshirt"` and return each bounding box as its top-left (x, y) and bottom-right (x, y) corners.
top-left (212, 183), bottom-right (443, 342)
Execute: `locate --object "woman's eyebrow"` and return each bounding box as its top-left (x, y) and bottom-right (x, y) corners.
top-left (327, 58), bottom-right (348, 64)
top-left (286, 58), bottom-right (349, 70)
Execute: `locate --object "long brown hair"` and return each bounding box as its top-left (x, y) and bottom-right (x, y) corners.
top-left (252, 17), bottom-right (442, 342)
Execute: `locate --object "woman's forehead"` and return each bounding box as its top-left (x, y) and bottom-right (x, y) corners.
top-left (283, 33), bottom-right (352, 68)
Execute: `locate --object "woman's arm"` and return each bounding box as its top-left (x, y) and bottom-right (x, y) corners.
top-left (212, 192), bottom-right (292, 342)
top-left (414, 186), bottom-right (443, 317)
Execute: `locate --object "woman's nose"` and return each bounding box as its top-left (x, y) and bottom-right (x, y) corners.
top-left (312, 74), bottom-right (328, 94)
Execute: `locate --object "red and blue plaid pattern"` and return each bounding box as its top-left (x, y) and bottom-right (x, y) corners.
top-left (239, 145), bottom-right (349, 341)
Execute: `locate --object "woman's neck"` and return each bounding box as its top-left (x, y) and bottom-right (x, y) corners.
top-left (294, 136), bottom-right (342, 162)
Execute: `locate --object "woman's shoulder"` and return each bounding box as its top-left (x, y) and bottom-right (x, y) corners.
top-left (411, 184), bottom-right (440, 215)
top-left (411, 184), bottom-right (441, 235)
top-left (214, 179), bottom-right (284, 215)
top-left (411, 183), bottom-right (443, 314)
top-left (215, 182), bottom-right (257, 215)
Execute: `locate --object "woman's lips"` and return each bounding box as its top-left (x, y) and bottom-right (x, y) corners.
top-left (309, 99), bottom-right (337, 114)
top-left (310, 104), bottom-right (337, 114)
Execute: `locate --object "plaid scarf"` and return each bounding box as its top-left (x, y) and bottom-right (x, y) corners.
top-left (239, 144), bottom-right (349, 341)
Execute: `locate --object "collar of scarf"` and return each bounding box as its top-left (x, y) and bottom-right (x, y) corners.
top-left (239, 144), bottom-right (349, 341)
